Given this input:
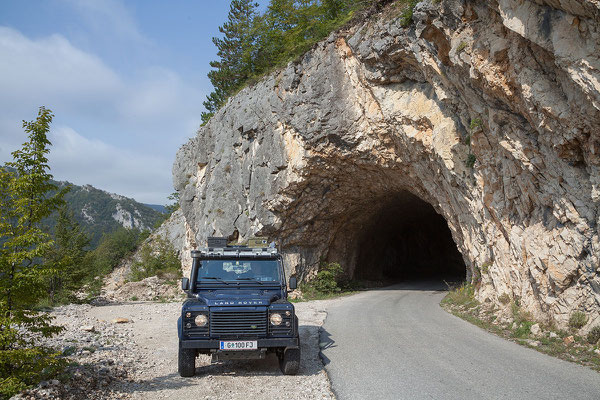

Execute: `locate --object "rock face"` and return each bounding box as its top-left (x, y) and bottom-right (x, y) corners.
top-left (173, 0), bottom-right (600, 330)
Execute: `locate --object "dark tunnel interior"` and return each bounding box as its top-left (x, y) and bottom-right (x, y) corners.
top-left (353, 192), bottom-right (466, 282)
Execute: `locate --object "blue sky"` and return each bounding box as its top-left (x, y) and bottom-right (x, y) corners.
top-left (0, 0), bottom-right (266, 204)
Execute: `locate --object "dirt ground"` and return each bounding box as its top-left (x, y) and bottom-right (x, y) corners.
top-left (33, 299), bottom-right (339, 399)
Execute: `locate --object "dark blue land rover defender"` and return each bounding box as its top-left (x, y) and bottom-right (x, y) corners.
top-left (178, 237), bottom-right (300, 376)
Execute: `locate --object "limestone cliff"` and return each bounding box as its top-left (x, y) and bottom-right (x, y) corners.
top-left (173, 0), bottom-right (600, 330)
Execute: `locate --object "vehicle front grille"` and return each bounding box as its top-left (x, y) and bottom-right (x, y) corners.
top-left (210, 309), bottom-right (267, 337)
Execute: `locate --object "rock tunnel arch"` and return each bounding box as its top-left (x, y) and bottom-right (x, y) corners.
top-left (320, 189), bottom-right (467, 284)
top-left (271, 162), bottom-right (471, 285)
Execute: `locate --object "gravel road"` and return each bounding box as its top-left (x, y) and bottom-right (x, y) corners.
top-left (39, 299), bottom-right (337, 399)
top-left (320, 281), bottom-right (600, 400)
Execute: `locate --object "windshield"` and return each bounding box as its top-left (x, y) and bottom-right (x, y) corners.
top-left (196, 259), bottom-right (280, 283)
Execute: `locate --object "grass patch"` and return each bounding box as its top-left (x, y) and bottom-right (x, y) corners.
top-left (290, 262), bottom-right (392, 301)
top-left (442, 284), bottom-right (600, 371)
top-left (440, 282), bottom-right (477, 308)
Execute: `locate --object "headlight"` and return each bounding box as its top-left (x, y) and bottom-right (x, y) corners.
top-left (270, 313), bottom-right (282, 326)
top-left (195, 314), bottom-right (208, 327)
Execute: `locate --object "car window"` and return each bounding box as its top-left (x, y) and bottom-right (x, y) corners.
top-left (197, 259), bottom-right (280, 282)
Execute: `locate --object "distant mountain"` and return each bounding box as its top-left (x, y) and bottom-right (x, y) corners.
top-left (52, 181), bottom-right (164, 248)
top-left (143, 204), bottom-right (168, 213)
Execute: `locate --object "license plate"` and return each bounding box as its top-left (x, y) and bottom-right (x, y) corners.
top-left (219, 340), bottom-right (257, 351)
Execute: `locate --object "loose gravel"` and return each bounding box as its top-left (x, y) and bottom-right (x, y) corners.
top-left (14, 299), bottom-right (339, 399)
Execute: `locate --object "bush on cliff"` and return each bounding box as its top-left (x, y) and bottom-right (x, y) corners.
top-left (202, 0), bottom-right (379, 125)
top-left (129, 237), bottom-right (181, 282)
top-left (300, 262), bottom-right (344, 298)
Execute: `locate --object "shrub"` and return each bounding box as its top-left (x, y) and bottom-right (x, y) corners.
top-left (568, 311), bottom-right (588, 329)
top-left (498, 293), bottom-right (510, 305)
top-left (130, 237), bottom-right (181, 282)
top-left (399, 0), bottom-right (420, 27)
top-left (465, 153), bottom-right (477, 168)
top-left (480, 261), bottom-right (492, 274)
top-left (83, 227), bottom-right (147, 297)
top-left (311, 262), bottom-right (343, 294)
top-left (586, 325), bottom-right (600, 345)
top-left (301, 262), bottom-right (344, 298)
top-left (470, 118), bottom-right (483, 130)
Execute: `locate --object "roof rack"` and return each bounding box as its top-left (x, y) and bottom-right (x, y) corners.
top-left (191, 247), bottom-right (278, 258)
top-left (191, 236), bottom-right (278, 258)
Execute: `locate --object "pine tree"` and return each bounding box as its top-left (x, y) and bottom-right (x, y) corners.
top-left (201, 0), bottom-right (259, 124)
top-left (201, 0), bottom-right (366, 126)
top-left (0, 107), bottom-right (67, 397)
top-left (46, 207), bottom-right (90, 305)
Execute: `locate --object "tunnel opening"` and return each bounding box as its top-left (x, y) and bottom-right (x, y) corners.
top-left (352, 191), bottom-right (466, 283)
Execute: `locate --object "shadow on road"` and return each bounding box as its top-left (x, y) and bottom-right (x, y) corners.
top-left (319, 328), bottom-right (335, 366)
top-left (367, 279), bottom-right (456, 293)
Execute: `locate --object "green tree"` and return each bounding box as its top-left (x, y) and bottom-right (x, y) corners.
top-left (201, 0), bottom-right (365, 125)
top-left (165, 192), bottom-right (180, 214)
top-left (0, 107), bottom-right (67, 397)
top-left (202, 0), bottom-right (260, 124)
top-left (83, 227), bottom-right (147, 296)
top-left (45, 207), bottom-right (90, 305)
top-left (130, 237), bottom-right (181, 282)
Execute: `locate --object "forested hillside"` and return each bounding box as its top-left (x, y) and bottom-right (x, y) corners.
top-left (201, 0), bottom-right (408, 124)
top-left (51, 181), bottom-right (164, 248)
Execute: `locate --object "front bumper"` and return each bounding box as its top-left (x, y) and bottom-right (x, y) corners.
top-left (181, 337), bottom-right (299, 349)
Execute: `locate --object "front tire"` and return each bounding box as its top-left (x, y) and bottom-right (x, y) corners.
top-left (178, 341), bottom-right (196, 377)
top-left (279, 347), bottom-right (300, 375)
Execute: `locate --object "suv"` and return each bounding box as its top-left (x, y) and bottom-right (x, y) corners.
top-left (178, 237), bottom-right (300, 376)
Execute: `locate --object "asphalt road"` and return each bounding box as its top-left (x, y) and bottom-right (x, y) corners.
top-left (320, 281), bottom-right (600, 400)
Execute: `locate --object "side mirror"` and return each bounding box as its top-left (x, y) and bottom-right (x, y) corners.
top-left (181, 277), bottom-right (189, 291)
top-left (288, 276), bottom-right (297, 290)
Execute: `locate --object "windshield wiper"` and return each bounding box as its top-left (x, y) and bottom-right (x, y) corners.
top-left (235, 277), bottom-right (263, 285)
top-left (199, 277), bottom-right (229, 284)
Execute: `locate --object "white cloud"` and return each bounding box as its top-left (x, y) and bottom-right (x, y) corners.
top-left (62, 0), bottom-right (149, 47)
top-left (0, 27), bottom-right (121, 115)
top-left (49, 126), bottom-right (173, 204)
top-left (0, 26), bottom-right (203, 204)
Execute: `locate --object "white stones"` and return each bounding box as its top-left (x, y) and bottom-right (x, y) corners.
top-left (530, 323), bottom-right (542, 337)
top-left (80, 325), bottom-right (95, 332)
